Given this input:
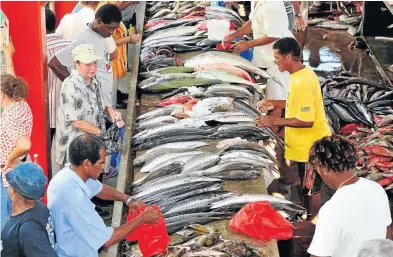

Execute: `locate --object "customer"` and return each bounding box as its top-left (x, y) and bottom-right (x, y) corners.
top-left (48, 134), bottom-right (160, 257)
top-left (96, 1), bottom-right (140, 106)
top-left (357, 239), bottom-right (393, 257)
top-left (222, 1), bottom-right (293, 119)
top-left (291, 1), bottom-right (308, 50)
top-left (49, 3), bottom-right (121, 107)
top-left (256, 37), bottom-right (331, 204)
top-left (1, 163), bottom-right (57, 257)
top-left (45, 8), bottom-right (71, 141)
top-left (0, 74), bottom-right (33, 229)
top-left (54, 44), bottom-right (122, 167)
top-left (307, 135), bottom-right (392, 257)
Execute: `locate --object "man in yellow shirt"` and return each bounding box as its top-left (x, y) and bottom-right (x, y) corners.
top-left (257, 37), bottom-right (331, 206)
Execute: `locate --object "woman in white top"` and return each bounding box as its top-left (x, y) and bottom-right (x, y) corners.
top-left (307, 135), bottom-right (392, 257)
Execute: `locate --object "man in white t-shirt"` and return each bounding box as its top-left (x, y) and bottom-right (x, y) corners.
top-left (49, 4), bottom-right (121, 107)
top-left (308, 135), bottom-right (392, 257)
top-left (222, 1), bottom-right (294, 103)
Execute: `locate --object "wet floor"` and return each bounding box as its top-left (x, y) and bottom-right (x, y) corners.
top-left (304, 27), bottom-right (382, 81)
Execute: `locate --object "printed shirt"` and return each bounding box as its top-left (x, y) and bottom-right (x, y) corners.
top-left (55, 70), bottom-right (106, 165)
top-left (47, 167), bottom-right (113, 257)
top-left (284, 66), bottom-right (332, 162)
top-left (46, 33), bottom-right (71, 128)
top-left (0, 101), bottom-right (33, 187)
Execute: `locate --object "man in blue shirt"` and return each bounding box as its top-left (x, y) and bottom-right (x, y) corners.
top-left (47, 135), bottom-right (160, 257)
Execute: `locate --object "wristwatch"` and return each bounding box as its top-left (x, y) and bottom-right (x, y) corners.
top-left (125, 195), bottom-right (134, 206)
top-left (296, 13), bottom-right (302, 17)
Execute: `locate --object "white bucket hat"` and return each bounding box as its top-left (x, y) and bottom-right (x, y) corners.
top-left (72, 44), bottom-right (102, 64)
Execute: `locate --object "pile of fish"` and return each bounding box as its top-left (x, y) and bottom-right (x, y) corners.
top-left (308, 14), bottom-right (361, 36)
top-left (131, 139), bottom-right (305, 235)
top-left (321, 67), bottom-right (393, 133)
top-left (142, 1), bottom-right (246, 62)
top-left (131, 4), bottom-right (306, 233)
top-left (319, 64), bottom-right (393, 187)
top-left (120, 224), bottom-right (267, 257)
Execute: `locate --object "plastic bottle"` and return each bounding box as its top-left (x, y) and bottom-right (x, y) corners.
top-left (33, 154), bottom-right (38, 164)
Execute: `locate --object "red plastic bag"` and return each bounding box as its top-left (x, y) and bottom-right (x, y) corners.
top-left (126, 205), bottom-right (170, 257)
top-left (229, 201), bottom-right (292, 241)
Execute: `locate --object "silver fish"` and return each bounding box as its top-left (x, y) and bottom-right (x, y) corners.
top-left (182, 153), bottom-right (220, 173)
top-left (141, 151), bottom-right (203, 173)
top-left (184, 51), bottom-right (271, 79)
top-left (135, 104), bottom-right (182, 122)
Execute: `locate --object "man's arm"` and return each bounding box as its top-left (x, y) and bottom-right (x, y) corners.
top-left (72, 120), bottom-right (102, 135)
top-left (48, 55), bottom-right (70, 81)
top-left (96, 184), bottom-right (128, 203)
top-left (257, 116), bottom-right (314, 128)
top-left (231, 20), bottom-right (253, 38)
top-left (118, 1), bottom-right (139, 11)
top-left (269, 100), bottom-right (287, 109)
top-left (248, 35), bottom-right (279, 48)
top-left (387, 224), bottom-right (392, 239)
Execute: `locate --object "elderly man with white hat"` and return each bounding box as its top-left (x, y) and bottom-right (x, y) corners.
top-left (54, 44), bottom-right (123, 168)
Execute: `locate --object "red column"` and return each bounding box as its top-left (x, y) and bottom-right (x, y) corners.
top-left (2, 2), bottom-right (51, 187)
top-left (54, 1), bottom-right (78, 27)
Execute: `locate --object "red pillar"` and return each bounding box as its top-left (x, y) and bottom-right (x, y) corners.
top-left (54, 1), bottom-right (78, 27)
top-left (2, 2), bottom-right (51, 187)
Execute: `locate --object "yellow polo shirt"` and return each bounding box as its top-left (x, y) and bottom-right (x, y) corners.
top-left (285, 66), bottom-right (331, 162)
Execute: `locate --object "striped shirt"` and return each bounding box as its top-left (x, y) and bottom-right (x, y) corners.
top-left (46, 33), bottom-right (71, 128)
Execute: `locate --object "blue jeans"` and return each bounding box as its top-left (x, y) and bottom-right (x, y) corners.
top-left (1, 177), bottom-right (12, 229)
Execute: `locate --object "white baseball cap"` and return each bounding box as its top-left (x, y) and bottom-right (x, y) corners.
top-left (72, 44), bottom-right (102, 64)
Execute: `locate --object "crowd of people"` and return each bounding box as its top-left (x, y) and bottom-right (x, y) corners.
top-left (0, 1), bottom-right (392, 257)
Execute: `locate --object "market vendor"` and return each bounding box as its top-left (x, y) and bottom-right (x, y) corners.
top-left (256, 37), bottom-right (331, 204)
top-left (48, 134), bottom-right (160, 257)
top-left (307, 135), bottom-right (392, 257)
top-left (222, 1), bottom-right (293, 119)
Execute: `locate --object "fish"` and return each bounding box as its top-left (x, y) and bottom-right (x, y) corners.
top-left (339, 14), bottom-right (361, 25)
top-left (140, 151), bottom-right (203, 173)
top-left (139, 67), bottom-right (195, 78)
top-left (205, 115), bottom-right (256, 126)
top-left (136, 115), bottom-right (178, 131)
top-left (218, 141), bottom-right (276, 162)
top-left (317, 21), bottom-right (354, 30)
top-left (133, 134), bottom-right (212, 151)
top-left (155, 95), bottom-right (194, 107)
top-left (166, 217), bottom-right (225, 235)
top-left (195, 64), bottom-right (254, 82)
top-left (184, 51), bottom-right (271, 79)
top-left (132, 162), bottom-right (183, 187)
top-left (194, 69), bottom-right (261, 89)
top-left (158, 184), bottom-right (224, 211)
top-left (308, 18), bottom-right (330, 26)
top-left (377, 115), bottom-right (393, 127)
top-left (133, 141), bottom-right (209, 166)
top-left (210, 169), bottom-right (261, 180)
top-left (211, 194), bottom-right (305, 213)
top-left (196, 39), bottom-right (222, 47)
top-left (132, 176), bottom-right (222, 200)
top-left (195, 234), bottom-right (221, 247)
top-left (164, 192), bottom-right (233, 218)
top-left (139, 76), bottom-right (222, 92)
top-left (135, 104), bottom-right (183, 122)
top-left (143, 26), bottom-right (198, 45)
top-left (182, 153), bottom-right (221, 173)
top-left (151, 9), bottom-right (172, 19)
top-left (211, 241), bottom-right (259, 257)
top-left (203, 84), bottom-right (255, 99)
top-left (190, 162), bottom-right (259, 176)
